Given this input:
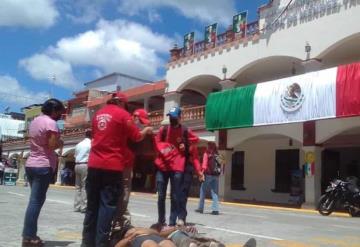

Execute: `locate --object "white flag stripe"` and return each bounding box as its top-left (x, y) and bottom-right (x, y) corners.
top-left (253, 67), bottom-right (337, 126)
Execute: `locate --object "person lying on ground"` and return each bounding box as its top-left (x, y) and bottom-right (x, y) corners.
top-left (115, 224), bottom-right (225, 247)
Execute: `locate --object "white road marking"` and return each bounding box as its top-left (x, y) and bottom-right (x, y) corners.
top-left (203, 226), bottom-right (284, 241)
top-left (131, 213), bottom-right (151, 218)
top-left (7, 192), bottom-right (25, 197)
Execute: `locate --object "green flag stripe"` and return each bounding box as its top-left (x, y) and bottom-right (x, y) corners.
top-left (205, 84), bottom-right (256, 130)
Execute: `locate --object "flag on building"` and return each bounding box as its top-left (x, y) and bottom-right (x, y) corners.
top-left (233, 11), bottom-right (247, 37)
top-left (206, 62), bottom-right (360, 130)
top-left (184, 32), bottom-right (195, 54)
top-left (205, 23), bottom-right (217, 46)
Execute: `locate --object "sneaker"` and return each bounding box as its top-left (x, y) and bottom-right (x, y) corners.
top-left (211, 211), bottom-right (219, 215)
top-left (195, 209), bottom-right (203, 214)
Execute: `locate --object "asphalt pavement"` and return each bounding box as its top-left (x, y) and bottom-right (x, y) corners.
top-left (0, 185), bottom-right (359, 247)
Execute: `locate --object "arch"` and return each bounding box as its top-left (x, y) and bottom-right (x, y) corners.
top-left (176, 74), bottom-right (222, 96)
top-left (9, 152), bottom-right (21, 160)
top-left (317, 117), bottom-right (360, 144)
top-left (180, 89), bottom-right (206, 107)
top-left (317, 32), bottom-right (360, 68)
top-left (230, 56), bottom-right (304, 86)
top-left (228, 123), bottom-right (303, 148)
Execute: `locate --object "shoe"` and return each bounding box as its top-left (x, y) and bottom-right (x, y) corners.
top-left (211, 211), bottom-right (219, 215)
top-left (195, 209), bottom-right (203, 214)
top-left (177, 219), bottom-right (185, 226)
top-left (22, 236), bottom-right (44, 247)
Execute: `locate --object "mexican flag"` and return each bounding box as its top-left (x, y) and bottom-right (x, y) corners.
top-left (205, 23), bottom-right (217, 44)
top-left (206, 62), bottom-right (360, 130)
top-left (233, 11), bottom-right (247, 36)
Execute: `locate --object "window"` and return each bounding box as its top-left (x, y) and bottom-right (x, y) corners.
top-left (274, 149), bottom-right (299, 193)
top-left (231, 151), bottom-right (245, 190)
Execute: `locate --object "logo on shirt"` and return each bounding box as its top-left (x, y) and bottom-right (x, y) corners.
top-left (97, 114), bottom-right (112, 131)
top-left (280, 83), bottom-right (305, 112)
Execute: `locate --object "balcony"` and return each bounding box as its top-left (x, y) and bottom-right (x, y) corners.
top-left (148, 105), bottom-right (205, 127)
top-left (169, 21), bottom-right (260, 64)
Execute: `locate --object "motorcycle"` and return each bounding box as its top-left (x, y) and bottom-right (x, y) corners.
top-left (318, 176), bottom-right (360, 217)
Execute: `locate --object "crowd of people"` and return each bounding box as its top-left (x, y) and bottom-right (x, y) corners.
top-left (21, 94), bottom-right (226, 247)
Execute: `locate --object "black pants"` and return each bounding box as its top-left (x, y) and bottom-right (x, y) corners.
top-left (178, 165), bottom-right (193, 222)
top-left (82, 168), bottom-right (123, 247)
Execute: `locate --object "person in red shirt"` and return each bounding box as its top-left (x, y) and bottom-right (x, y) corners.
top-left (154, 107), bottom-right (204, 227)
top-left (82, 92), bottom-right (153, 247)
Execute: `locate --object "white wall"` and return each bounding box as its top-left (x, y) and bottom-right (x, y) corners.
top-left (316, 116), bottom-right (360, 143)
top-left (166, 0), bottom-right (360, 91)
top-left (225, 137), bottom-right (304, 204)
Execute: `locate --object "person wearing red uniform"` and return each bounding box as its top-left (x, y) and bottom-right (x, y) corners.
top-left (154, 107), bottom-right (204, 227)
top-left (82, 92), bottom-right (153, 247)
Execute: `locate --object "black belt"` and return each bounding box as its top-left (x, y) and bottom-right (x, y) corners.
top-left (76, 162), bottom-right (88, 165)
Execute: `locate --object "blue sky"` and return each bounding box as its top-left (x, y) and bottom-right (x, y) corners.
top-left (0, 0), bottom-right (269, 112)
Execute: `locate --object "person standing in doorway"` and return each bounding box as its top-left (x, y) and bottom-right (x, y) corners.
top-left (195, 142), bottom-right (224, 215)
top-left (22, 99), bottom-right (65, 246)
top-left (74, 129), bottom-right (92, 213)
top-left (82, 92), bottom-right (153, 247)
top-left (154, 106), bottom-right (203, 227)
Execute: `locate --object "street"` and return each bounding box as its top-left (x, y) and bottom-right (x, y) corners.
top-left (0, 185), bottom-right (359, 247)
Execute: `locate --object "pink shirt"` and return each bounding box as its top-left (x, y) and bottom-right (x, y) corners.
top-left (26, 114), bottom-right (60, 171)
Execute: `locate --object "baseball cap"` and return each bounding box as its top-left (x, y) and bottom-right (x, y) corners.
top-left (133, 109), bottom-right (150, 125)
top-left (167, 106), bottom-right (181, 118)
top-left (111, 92), bottom-right (128, 103)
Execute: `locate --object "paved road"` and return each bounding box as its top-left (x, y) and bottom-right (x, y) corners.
top-left (0, 185), bottom-right (359, 247)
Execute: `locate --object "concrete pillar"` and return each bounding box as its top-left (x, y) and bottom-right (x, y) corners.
top-left (220, 79), bottom-right (236, 90)
top-left (302, 146), bottom-right (323, 208)
top-left (55, 157), bottom-right (66, 185)
top-left (218, 149), bottom-right (233, 201)
top-left (17, 158), bottom-right (26, 183)
top-left (162, 91), bottom-right (182, 125)
top-left (144, 97), bottom-right (150, 112)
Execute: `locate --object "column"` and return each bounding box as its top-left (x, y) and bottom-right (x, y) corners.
top-left (143, 97), bottom-right (150, 112)
top-left (162, 91), bottom-right (182, 125)
top-left (218, 149), bottom-right (233, 201)
top-left (55, 156), bottom-right (66, 185)
top-left (219, 79), bottom-right (237, 90)
top-left (302, 146), bottom-right (323, 208)
top-left (17, 158), bottom-right (26, 183)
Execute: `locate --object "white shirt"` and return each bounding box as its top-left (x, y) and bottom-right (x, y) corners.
top-left (75, 138), bottom-right (91, 164)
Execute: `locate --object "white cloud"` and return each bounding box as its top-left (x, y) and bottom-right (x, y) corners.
top-left (19, 54), bottom-right (78, 89)
top-left (63, 0), bottom-right (106, 24)
top-left (0, 0), bottom-right (58, 28)
top-left (20, 19), bottom-right (174, 88)
top-left (118, 0), bottom-right (236, 26)
top-left (0, 75), bottom-right (49, 106)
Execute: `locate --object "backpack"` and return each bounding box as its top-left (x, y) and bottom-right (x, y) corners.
top-left (206, 153), bottom-right (222, 176)
top-left (160, 125), bottom-right (190, 161)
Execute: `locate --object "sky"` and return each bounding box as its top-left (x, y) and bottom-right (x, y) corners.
top-left (0, 0), bottom-right (269, 112)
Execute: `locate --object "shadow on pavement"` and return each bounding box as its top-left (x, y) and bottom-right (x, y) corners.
top-left (44, 241), bottom-right (75, 247)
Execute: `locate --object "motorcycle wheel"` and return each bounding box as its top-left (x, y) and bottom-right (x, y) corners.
top-left (318, 194), bottom-right (335, 216)
top-left (348, 207), bottom-right (360, 217)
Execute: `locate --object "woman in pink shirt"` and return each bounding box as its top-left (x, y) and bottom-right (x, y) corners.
top-left (22, 99), bottom-right (65, 247)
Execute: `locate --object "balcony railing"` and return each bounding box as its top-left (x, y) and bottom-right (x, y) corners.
top-left (170, 21), bottom-right (260, 62)
top-left (148, 110), bottom-right (164, 127)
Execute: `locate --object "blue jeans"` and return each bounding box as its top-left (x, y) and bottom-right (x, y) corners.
top-left (156, 170), bottom-right (183, 226)
top-left (178, 165), bottom-right (193, 222)
top-left (82, 168), bottom-right (123, 247)
top-left (22, 167), bottom-right (52, 238)
top-left (198, 175), bottom-right (219, 212)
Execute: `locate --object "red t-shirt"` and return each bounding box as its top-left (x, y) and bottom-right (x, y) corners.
top-left (88, 104), bottom-right (142, 172)
top-left (154, 125), bottom-right (200, 173)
